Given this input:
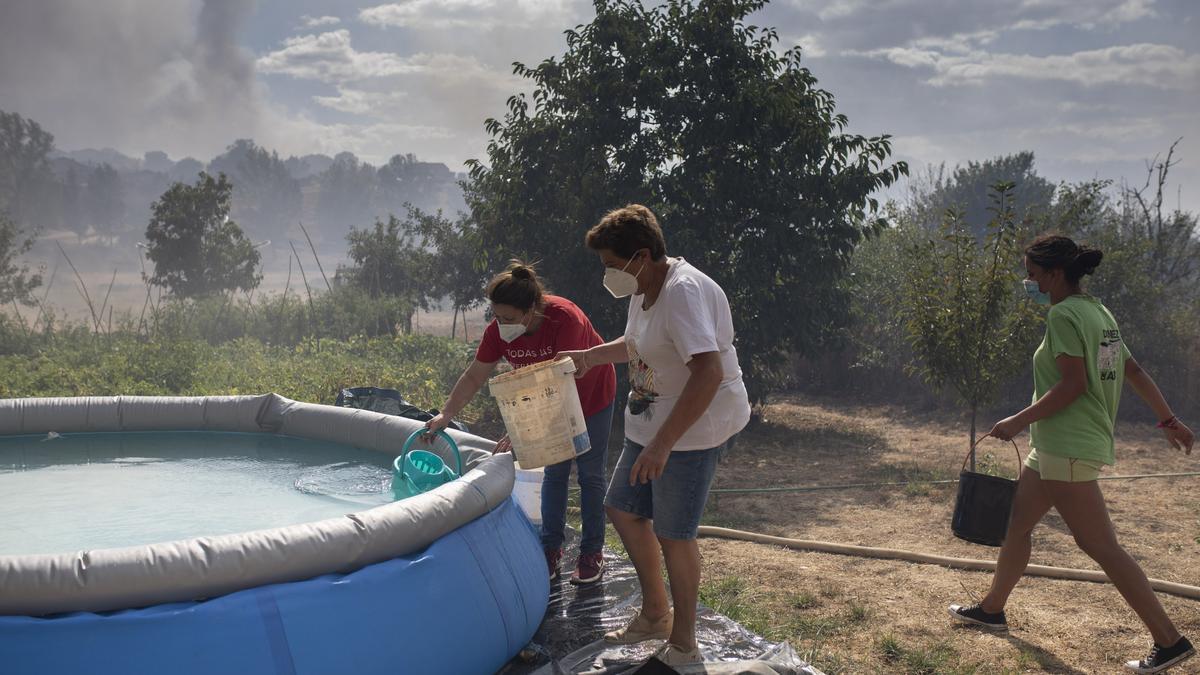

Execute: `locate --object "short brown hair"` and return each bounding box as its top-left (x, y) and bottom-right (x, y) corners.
top-left (485, 260), bottom-right (545, 311)
top-left (585, 204), bottom-right (667, 261)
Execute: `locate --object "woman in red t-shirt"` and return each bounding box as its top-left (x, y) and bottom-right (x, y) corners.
top-left (425, 261), bottom-right (617, 585)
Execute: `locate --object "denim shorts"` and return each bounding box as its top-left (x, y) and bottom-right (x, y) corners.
top-left (603, 437), bottom-right (725, 540)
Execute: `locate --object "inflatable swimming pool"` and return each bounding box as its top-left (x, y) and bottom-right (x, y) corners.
top-left (0, 394), bottom-right (548, 674)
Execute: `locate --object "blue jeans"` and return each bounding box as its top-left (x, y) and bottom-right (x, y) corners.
top-left (541, 401), bottom-right (614, 554)
top-left (604, 437), bottom-right (727, 540)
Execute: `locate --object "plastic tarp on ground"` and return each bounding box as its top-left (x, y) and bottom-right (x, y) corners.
top-left (500, 529), bottom-right (824, 675)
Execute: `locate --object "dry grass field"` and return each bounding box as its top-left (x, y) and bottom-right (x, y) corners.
top-left (694, 394), bottom-right (1200, 674)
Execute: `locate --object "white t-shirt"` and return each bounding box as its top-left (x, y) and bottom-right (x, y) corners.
top-left (623, 257), bottom-right (751, 451)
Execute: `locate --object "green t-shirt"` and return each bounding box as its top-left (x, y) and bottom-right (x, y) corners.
top-left (1029, 295), bottom-right (1130, 464)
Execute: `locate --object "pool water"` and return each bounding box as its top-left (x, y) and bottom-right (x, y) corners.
top-left (0, 431), bottom-right (395, 556)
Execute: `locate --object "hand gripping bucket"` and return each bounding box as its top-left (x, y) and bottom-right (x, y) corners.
top-left (487, 356), bottom-right (590, 469)
top-left (392, 429), bottom-right (462, 501)
top-left (951, 436), bottom-right (1022, 546)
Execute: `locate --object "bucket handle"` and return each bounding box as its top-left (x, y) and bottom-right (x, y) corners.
top-left (400, 429), bottom-right (462, 479)
top-left (961, 435), bottom-right (1022, 474)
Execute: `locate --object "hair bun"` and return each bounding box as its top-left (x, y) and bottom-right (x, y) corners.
top-left (1073, 247), bottom-right (1104, 276)
top-left (487, 260), bottom-right (546, 310)
top-left (506, 260), bottom-right (536, 281)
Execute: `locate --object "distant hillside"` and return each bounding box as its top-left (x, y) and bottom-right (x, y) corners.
top-left (38, 140), bottom-right (466, 249)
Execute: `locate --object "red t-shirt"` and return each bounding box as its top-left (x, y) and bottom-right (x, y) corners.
top-left (476, 295), bottom-right (616, 417)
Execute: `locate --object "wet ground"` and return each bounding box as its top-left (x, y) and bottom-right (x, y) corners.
top-left (498, 529), bottom-right (821, 675)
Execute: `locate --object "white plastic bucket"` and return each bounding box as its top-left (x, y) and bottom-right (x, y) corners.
top-left (513, 462), bottom-right (544, 525)
top-left (487, 356), bottom-right (591, 469)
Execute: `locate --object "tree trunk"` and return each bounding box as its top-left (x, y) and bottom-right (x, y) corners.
top-left (450, 306), bottom-right (458, 339)
top-left (969, 404), bottom-right (977, 473)
top-left (461, 306), bottom-right (469, 342)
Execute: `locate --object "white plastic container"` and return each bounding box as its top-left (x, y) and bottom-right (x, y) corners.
top-left (512, 462), bottom-right (544, 525)
top-left (487, 356), bottom-right (590, 469)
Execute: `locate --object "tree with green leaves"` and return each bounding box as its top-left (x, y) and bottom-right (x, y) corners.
top-left (465, 0), bottom-right (906, 404)
top-left (409, 207), bottom-right (488, 339)
top-left (836, 211), bottom-right (924, 394)
top-left (836, 153), bottom-right (1052, 399)
top-left (144, 172), bottom-right (262, 298)
top-left (0, 110), bottom-right (56, 227)
top-left (0, 211), bottom-right (42, 307)
top-left (901, 183), bottom-right (1043, 467)
top-left (1048, 144), bottom-right (1200, 417)
top-left (344, 214), bottom-right (433, 334)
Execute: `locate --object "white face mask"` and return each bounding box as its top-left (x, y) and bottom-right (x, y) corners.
top-left (497, 313), bottom-right (529, 342)
top-left (603, 254), bottom-right (645, 298)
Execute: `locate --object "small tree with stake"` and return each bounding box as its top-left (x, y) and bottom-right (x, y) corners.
top-left (901, 182), bottom-right (1042, 469)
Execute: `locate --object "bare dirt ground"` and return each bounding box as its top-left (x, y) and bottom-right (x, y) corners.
top-left (696, 393), bottom-right (1200, 674)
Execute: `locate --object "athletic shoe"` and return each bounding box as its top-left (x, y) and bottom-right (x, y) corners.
top-left (947, 603), bottom-right (1008, 632)
top-left (570, 551), bottom-right (604, 585)
top-left (1125, 636), bottom-right (1195, 673)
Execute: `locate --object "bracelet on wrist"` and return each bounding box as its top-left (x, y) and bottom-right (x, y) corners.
top-left (1157, 415), bottom-right (1180, 429)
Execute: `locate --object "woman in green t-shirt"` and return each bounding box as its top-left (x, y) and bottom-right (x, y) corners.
top-left (948, 235), bottom-right (1195, 674)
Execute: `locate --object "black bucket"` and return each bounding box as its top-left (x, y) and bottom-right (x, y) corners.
top-left (951, 437), bottom-right (1022, 547)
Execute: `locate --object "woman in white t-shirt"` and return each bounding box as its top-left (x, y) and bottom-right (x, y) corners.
top-left (563, 204), bottom-right (750, 667)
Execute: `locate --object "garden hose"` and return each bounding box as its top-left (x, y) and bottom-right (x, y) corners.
top-left (566, 471), bottom-right (1200, 496)
top-left (695, 526), bottom-right (1200, 601)
top-left (701, 471), bottom-right (1200, 600)
top-left (564, 469), bottom-right (1200, 599)
top-left (706, 470), bottom-right (1200, 495)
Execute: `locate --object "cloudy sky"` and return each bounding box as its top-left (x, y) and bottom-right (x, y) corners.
top-left (2, 0), bottom-right (1197, 210)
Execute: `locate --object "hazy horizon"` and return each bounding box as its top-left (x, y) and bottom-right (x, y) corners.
top-left (3, 0), bottom-right (1199, 322)
top-left (1, 0), bottom-right (1195, 210)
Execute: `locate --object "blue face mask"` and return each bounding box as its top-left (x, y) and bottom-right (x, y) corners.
top-left (1023, 279), bottom-right (1051, 305)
